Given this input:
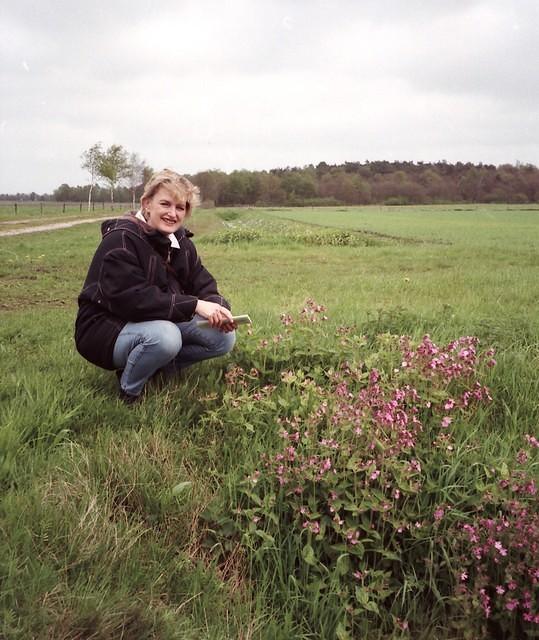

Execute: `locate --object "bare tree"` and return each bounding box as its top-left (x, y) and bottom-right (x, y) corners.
top-left (97, 144), bottom-right (129, 210)
top-left (81, 142), bottom-right (102, 212)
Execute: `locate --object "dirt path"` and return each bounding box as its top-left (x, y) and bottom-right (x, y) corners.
top-left (0, 217), bottom-right (110, 237)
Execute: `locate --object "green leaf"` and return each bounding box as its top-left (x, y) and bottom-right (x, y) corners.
top-left (240, 490), bottom-right (263, 506)
top-left (254, 529), bottom-right (275, 545)
top-left (380, 549), bottom-right (401, 562)
top-left (305, 579), bottom-right (325, 594)
top-left (364, 600), bottom-right (380, 614)
top-left (335, 553), bottom-right (350, 576)
top-left (355, 586), bottom-right (369, 605)
top-left (348, 541), bottom-right (365, 559)
top-left (172, 481), bottom-right (192, 496)
top-left (336, 622), bottom-right (351, 640)
top-left (302, 543), bottom-right (317, 566)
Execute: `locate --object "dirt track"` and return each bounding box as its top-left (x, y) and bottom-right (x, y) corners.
top-left (0, 217), bottom-right (109, 237)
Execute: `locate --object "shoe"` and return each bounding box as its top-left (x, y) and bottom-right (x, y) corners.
top-left (118, 389), bottom-right (140, 405)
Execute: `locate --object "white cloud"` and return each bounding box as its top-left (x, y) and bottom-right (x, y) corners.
top-left (0, 0), bottom-right (537, 192)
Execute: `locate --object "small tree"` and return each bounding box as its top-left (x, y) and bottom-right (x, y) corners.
top-left (97, 144), bottom-right (129, 209)
top-left (81, 142), bottom-right (103, 212)
top-left (142, 164), bottom-right (154, 185)
top-left (125, 153), bottom-right (148, 210)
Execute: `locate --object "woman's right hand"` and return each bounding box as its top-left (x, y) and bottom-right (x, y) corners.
top-left (195, 300), bottom-right (236, 331)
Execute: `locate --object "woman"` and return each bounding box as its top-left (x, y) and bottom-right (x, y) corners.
top-left (75, 169), bottom-right (236, 403)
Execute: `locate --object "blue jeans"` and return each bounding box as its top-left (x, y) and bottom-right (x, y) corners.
top-left (112, 315), bottom-right (236, 397)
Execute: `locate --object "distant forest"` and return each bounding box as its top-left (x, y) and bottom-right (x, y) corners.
top-left (3, 161), bottom-right (539, 206)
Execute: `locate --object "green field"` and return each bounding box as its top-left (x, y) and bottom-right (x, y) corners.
top-left (1, 205), bottom-right (538, 639)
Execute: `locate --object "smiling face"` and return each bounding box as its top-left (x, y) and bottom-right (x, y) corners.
top-left (141, 186), bottom-right (187, 235)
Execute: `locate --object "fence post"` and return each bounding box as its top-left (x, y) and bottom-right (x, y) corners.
top-left (92, 202), bottom-right (95, 212)
top-left (40, 202), bottom-right (43, 214)
top-left (80, 202), bottom-right (82, 212)
top-left (63, 203), bottom-right (66, 213)
top-left (14, 203), bottom-right (17, 215)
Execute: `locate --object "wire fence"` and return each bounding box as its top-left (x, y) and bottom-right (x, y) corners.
top-left (0, 201), bottom-right (133, 216)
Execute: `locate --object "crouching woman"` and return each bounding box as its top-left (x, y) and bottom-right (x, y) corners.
top-left (75, 169), bottom-right (236, 403)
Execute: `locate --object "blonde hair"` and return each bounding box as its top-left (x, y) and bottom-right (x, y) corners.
top-left (141, 169), bottom-right (201, 217)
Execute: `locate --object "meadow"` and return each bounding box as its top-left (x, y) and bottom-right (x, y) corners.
top-left (0, 204), bottom-right (538, 639)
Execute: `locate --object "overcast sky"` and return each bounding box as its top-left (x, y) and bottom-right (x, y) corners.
top-left (1, 0), bottom-right (537, 193)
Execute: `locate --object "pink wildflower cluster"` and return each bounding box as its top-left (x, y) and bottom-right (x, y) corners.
top-left (229, 310), bottom-right (536, 634)
top-left (458, 498), bottom-right (539, 626)
top-left (225, 365), bottom-right (250, 390)
top-left (299, 298), bottom-right (328, 323)
top-left (332, 374), bottom-right (423, 458)
top-left (398, 335), bottom-right (493, 432)
top-left (255, 334), bottom-right (496, 555)
top-left (224, 364), bottom-right (277, 405)
top-left (400, 334), bottom-right (493, 385)
top-left (280, 312), bottom-right (294, 327)
top-left (525, 434), bottom-right (539, 449)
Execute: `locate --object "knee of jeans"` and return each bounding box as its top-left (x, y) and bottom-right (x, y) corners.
top-left (154, 322), bottom-right (182, 360)
top-left (217, 330), bottom-right (236, 355)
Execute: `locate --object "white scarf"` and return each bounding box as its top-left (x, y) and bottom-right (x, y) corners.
top-left (135, 209), bottom-right (180, 249)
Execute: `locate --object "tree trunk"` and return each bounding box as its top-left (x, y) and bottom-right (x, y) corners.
top-left (88, 183), bottom-right (93, 212)
top-left (110, 185), bottom-right (114, 211)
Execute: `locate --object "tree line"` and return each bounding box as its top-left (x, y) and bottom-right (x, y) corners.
top-left (192, 161), bottom-right (539, 206)
top-left (2, 150), bottom-right (539, 207)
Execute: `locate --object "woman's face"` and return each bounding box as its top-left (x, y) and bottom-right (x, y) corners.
top-left (142, 186), bottom-right (187, 234)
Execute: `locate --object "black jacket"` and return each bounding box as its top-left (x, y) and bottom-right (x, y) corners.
top-left (75, 214), bottom-right (230, 370)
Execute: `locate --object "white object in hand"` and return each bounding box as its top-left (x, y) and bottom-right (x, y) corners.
top-left (196, 314), bottom-right (252, 329)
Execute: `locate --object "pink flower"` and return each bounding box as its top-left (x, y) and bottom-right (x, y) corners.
top-left (441, 416), bottom-right (453, 428)
top-left (434, 507), bottom-right (445, 521)
top-left (347, 530), bottom-right (360, 545)
top-left (494, 541), bottom-right (508, 556)
top-left (303, 520), bottom-right (320, 535)
top-left (525, 434), bottom-right (539, 448)
top-left (505, 599), bottom-right (518, 611)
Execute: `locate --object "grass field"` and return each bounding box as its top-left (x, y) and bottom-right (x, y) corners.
top-left (1, 205), bottom-right (538, 638)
